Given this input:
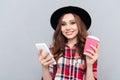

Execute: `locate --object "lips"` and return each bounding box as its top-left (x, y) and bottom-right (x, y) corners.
top-left (65, 31), bottom-right (74, 35)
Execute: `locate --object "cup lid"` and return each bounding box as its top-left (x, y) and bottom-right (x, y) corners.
top-left (87, 35), bottom-right (100, 41)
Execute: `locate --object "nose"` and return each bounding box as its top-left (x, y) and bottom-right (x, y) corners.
top-left (66, 25), bottom-right (71, 30)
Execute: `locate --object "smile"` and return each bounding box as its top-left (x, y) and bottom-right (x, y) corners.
top-left (65, 31), bottom-right (74, 35)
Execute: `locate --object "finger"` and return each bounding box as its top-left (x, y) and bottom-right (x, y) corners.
top-left (38, 49), bottom-right (45, 64)
top-left (38, 48), bottom-right (43, 61)
top-left (38, 48), bottom-right (42, 56)
top-left (42, 52), bottom-right (49, 59)
top-left (86, 51), bottom-right (99, 60)
top-left (85, 53), bottom-right (94, 59)
top-left (86, 49), bottom-right (95, 56)
top-left (90, 44), bottom-right (97, 52)
top-left (43, 59), bottom-right (55, 66)
top-left (41, 56), bottom-right (54, 65)
top-left (41, 55), bottom-right (53, 63)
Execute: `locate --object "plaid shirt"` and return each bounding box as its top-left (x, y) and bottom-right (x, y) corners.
top-left (42, 45), bottom-right (97, 80)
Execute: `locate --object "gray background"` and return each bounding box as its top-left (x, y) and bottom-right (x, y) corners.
top-left (0, 0), bottom-right (120, 80)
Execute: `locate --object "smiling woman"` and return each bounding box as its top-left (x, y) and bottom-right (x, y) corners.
top-left (60, 13), bottom-right (79, 45)
top-left (38, 6), bottom-right (99, 80)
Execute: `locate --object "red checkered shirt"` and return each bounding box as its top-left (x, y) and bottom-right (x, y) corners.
top-left (42, 45), bottom-right (97, 80)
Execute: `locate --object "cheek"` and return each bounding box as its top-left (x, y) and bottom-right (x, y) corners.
top-left (75, 26), bottom-right (79, 32)
top-left (74, 29), bottom-right (79, 36)
top-left (76, 30), bottom-right (79, 35)
top-left (61, 29), bottom-right (66, 37)
top-left (61, 27), bottom-right (65, 33)
top-left (73, 26), bottom-right (79, 32)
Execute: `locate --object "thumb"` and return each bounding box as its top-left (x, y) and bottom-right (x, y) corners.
top-left (38, 48), bottom-right (42, 57)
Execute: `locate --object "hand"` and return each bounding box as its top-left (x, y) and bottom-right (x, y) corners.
top-left (38, 48), bottom-right (54, 69)
top-left (85, 44), bottom-right (99, 66)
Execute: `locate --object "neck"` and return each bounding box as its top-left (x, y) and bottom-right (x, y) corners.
top-left (67, 38), bottom-right (77, 48)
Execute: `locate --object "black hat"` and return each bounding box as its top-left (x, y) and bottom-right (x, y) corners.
top-left (50, 6), bottom-right (91, 30)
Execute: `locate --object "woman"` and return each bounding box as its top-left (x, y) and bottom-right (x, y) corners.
top-left (38, 6), bottom-right (99, 80)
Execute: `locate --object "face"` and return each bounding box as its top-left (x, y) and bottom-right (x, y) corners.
top-left (61, 13), bottom-right (78, 42)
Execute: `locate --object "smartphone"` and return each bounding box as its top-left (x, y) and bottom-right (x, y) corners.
top-left (35, 43), bottom-right (56, 64)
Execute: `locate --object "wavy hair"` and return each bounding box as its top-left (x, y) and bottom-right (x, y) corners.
top-left (52, 13), bottom-right (88, 61)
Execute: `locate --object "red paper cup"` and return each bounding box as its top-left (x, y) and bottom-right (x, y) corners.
top-left (84, 35), bottom-right (100, 55)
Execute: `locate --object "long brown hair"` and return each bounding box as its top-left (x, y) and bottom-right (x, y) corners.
top-left (52, 13), bottom-right (88, 61)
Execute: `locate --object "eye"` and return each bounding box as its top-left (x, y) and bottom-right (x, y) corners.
top-left (70, 21), bottom-right (76, 25)
top-left (61, 23), bottom-right (66, 26)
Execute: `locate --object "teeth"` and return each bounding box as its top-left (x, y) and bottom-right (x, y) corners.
top-left (66, 32), bottom-right (73, 35)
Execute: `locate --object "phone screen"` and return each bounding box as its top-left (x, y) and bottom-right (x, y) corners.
top-left (35, 43), bottom-right (56, 64)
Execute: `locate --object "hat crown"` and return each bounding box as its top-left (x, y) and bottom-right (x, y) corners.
top-left (50, 6), bottom-right (91, 30)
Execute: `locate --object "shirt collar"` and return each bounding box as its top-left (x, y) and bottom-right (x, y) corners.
top-left (63, 44), bottom-right (80, 58)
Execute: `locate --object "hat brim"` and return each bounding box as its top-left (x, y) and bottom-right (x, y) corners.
top-left (50, 6), bottom-right (91, 30)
